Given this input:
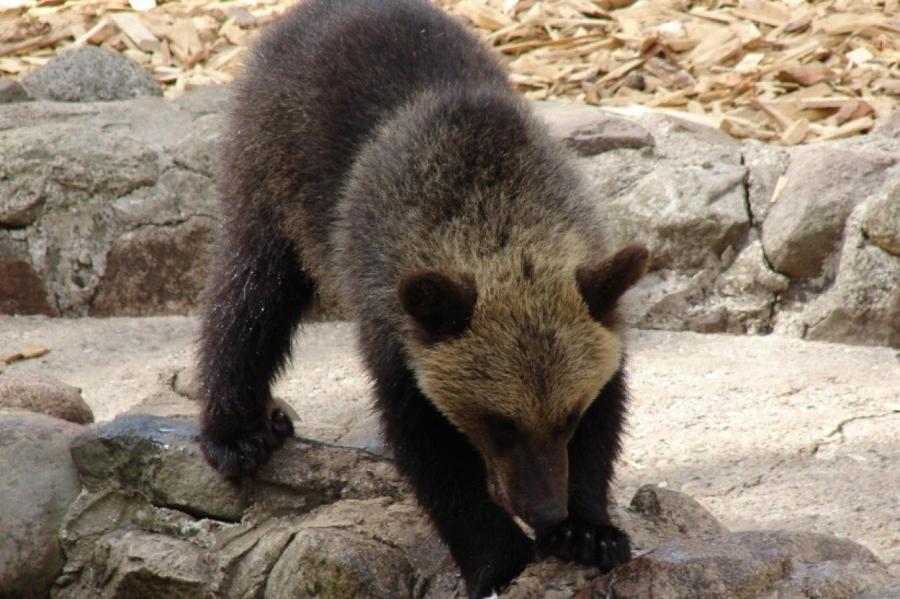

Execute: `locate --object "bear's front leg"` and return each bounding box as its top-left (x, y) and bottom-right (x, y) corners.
top-left (537, 368), bottom-right (632, 571)
top-left (369, 349), bottom-right (534, 598)
top-left (197, 206), bottom-right (317, 478)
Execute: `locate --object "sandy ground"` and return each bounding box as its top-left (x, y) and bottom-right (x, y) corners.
top-left (1, 315), bottom-right (898, 574)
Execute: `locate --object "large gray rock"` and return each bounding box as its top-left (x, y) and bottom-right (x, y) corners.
top-left (0, 372), bottom-right (93, 424)
top-left (63, 529), bottom-right (216, 599)
top-left (799, 206), bottom-right (900, 347)
top-left (54, 415), bottom-right (443, 598)
top-left (612, 484), bottom-right (727, 553)
top-left (0, 410), bottom-right (83, 598)
top-left (0, 92), bottom-right (221, 316)
top-left (761, 147), bottom-right (898, 281)
top-left (254, 432), bottom-right (407, 514)
top-left (21, 47), bottom-right (162, 102)
top-left (636, 239), bottom-right (789, 335)
top-left (586, 155), bottom-right (749, 271)
top-left (266, 527), bottom-right (416, 598)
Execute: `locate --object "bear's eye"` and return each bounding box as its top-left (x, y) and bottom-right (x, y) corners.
top-left (485, 413), bottom-right (519, 450)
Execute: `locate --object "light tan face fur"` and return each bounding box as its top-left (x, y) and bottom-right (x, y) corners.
top-left (404, 255), bottom-right (623, 454)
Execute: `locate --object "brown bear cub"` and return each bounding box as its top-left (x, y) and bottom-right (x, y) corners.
top-left (198, 0), bottom-right (649, 596)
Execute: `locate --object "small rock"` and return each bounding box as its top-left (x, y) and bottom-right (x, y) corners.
top-left (0, 372), bottom-right (94, 424)
top-left (22, 47), bottom-right (162, 102)
top-left (534, 101), bottom-right (654, 156)
top-left (613, 484), bottom-right (727, 552)
top-left (265, 527), bottom-right (415, 599)
top-left (0, 233), bottom-right (56, 315)
top-left (580, 530), bottom-right (893, 598)
top-left (761, 146), bottom-right (897, 281)
top-left (57, 529), bottom-right (215, 599)
top-left (0, 79), bottom-right (30, 103)
top-left (0, 410), bottom-right (84, 597)
top-left (862, 175), bottom-right (900, 256)
top-left (172, 365), bottom-right (199, 400)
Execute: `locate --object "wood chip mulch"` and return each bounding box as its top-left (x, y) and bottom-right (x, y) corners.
top-left (1, 0), bottom-right (898, 145)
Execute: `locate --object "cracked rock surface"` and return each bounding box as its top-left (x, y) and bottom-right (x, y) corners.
top-left (2, 87), bottom-right (899, 347)
top-left (18, 409), bottom-right (894, 598)
top-left (2, 315), bottom-right (898, 585)
top-left (0, 86), bottom-right (225, 316)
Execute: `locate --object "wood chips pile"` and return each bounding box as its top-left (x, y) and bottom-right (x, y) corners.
top-left (2, 0), bottom-right (899, 145)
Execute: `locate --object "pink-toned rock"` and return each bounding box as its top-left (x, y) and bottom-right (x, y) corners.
top-left (0, 372), bottom-right (93, 424)
top-left (90, 217), bottom-right (214, 316)
top-left (0, 410), bottom-right (84, 597)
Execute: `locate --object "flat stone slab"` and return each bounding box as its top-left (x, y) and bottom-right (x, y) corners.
top-left (1, 315), bottom-right (898, 576)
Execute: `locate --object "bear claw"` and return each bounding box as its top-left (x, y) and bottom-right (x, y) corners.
top-left (201, 408), bottom-right (295, 478)
top-left (537, 519), bottom-right (631, 571)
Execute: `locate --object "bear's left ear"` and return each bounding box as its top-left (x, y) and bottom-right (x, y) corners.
top-left (576, 244), bottom-right (649, 323)
top-left (398, 270), bottom-right (477, 342)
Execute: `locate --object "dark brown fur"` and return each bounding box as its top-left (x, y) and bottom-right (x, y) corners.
top-left (198, 1), bottom-right (647, 596)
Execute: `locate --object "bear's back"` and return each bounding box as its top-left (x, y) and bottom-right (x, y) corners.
top-left (219, 0), bottom-right (509, 276)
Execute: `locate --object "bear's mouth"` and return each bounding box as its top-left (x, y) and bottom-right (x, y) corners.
top-left (487, 473), bottom-right (512, 513)
top-left (487, 473), bottom-right (535, 538)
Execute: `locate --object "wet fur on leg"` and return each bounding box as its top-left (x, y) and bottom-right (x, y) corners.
top-left (197, 204), bottom-right (315, 477)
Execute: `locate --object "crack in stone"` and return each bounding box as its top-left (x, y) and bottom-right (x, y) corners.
top-left (807, 412), bottom-right (896, 455)
top-left (739, 152), bottom-right (755, 228)
top-left (826, 412), bottom-right (895, 438)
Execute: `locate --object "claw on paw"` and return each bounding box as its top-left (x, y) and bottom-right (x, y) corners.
top-left (200, 409), bottom-right (295, 478)
top-left (537, 519), bottom-right (631, 571)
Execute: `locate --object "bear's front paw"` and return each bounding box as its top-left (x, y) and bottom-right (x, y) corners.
top-left (536, 519), bottom-right (631, 571)
top-left (200, 408), bottom-right (294, 478)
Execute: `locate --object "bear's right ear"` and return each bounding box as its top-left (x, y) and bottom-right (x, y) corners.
top-left (399, 270), bottom-right (477, 342)
top-left (576, 244), bottom-right (649, 324)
